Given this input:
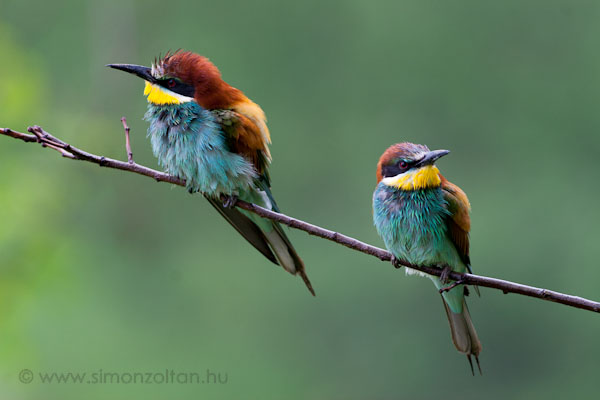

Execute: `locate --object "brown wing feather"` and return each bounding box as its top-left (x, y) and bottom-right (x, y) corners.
top-left (440, 174), bottom-right (471, 266)
top-left (212, 109), bottom-right (270, 178)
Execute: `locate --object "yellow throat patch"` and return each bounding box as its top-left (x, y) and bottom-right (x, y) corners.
top-left (382, 165), bottom-right (442, 190)
top-left (144, 81), bottom-right (192, 105)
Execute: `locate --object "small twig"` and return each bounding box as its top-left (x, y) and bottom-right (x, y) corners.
top-left (121, 117), bottom-right (134, 164)
top-left (41, 142), bottom-right (76, 159)
top-left (439, 279), bottom-right (466, 293)
top-left (1, 124), bottom-right (600, 313)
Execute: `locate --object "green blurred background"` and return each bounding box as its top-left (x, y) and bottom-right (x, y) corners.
top-left (1, 0), bottom-right (599, 398)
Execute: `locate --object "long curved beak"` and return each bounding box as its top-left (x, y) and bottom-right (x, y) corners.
top-left (415, 149), bottom-right (450, 167)
top-left (106, 64), bottom-right (155, 83)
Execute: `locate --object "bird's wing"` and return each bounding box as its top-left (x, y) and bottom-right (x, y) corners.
top-left (211, 108), bottom-right (271, 185)
top-left (441, 174), bottom-right (480, 295)
top-left (440, 174), bottom-right (471, 268)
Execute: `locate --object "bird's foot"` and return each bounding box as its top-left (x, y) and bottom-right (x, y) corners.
top-left (439, 279), bottom-right (465, 294)
top-left (391, 255), bottom-right (403, 269)
top-left (221, 194), bottom-right (238, 208)
top-left (439, 265), bottom-right (452, 284)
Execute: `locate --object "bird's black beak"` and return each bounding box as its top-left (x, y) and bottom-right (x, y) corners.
top-left (106, 63), bottom-right (155, 83)
top-left (415, 149), bottom-right (450, 167)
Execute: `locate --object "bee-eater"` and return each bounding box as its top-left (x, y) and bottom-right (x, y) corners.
top-left (372, 142), bottom-right (482, 373)
top-left (107, 51), bottom-right (313, 295)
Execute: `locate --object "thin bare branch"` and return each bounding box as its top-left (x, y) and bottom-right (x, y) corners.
top-left (2, 125), bottom-right (599, 313)
top-left (121, 117), bottom-right (134, 164)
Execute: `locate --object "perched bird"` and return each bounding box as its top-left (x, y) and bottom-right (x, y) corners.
top-left (372, 142), bottom-right (481, 373)
top-left (107, 51), bottom-right (313, 295)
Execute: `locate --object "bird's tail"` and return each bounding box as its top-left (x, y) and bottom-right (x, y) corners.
top-left (205, 192), bottom-right (314, 296)
top-left (263, 222), bottom-right (315, 296)
top-left (441, 294), bottom-right (482, 375)
top-left (250, 181), bottom-right (314, 296)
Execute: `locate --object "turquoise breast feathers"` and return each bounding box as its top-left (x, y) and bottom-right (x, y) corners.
top-left (373, 183), bottom-right (459, 268)
top-left (144, 102), bottom-right (257, 195)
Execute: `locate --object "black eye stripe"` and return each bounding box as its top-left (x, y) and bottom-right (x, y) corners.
top-left (382, 160), bottom-right (415, 178)
top-left (157, 78), bottom-right (195, 97)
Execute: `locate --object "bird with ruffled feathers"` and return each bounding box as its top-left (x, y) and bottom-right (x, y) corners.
top-left (108, 51), bottom-right (313, 295)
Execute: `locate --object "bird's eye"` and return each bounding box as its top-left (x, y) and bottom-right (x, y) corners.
top-left (399, 161), bottom-right (408, 169)
top-left (168, 79), bottom-right (176, 88)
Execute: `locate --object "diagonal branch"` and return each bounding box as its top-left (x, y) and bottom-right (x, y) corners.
top-left (2, 125), bottom-right (599, 313)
